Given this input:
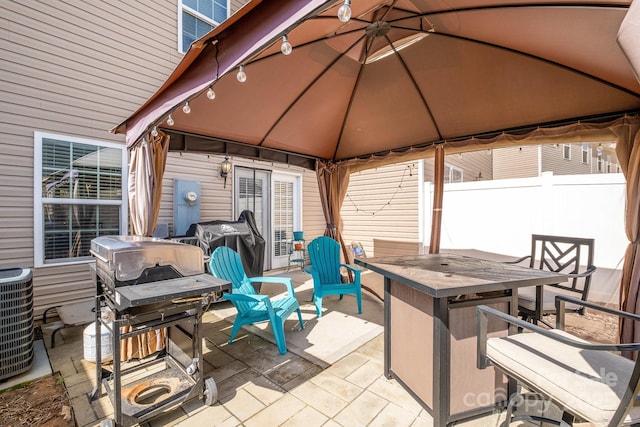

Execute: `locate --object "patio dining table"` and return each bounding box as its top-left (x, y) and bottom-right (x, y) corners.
top-left (355, 253), bottom-right (566, 426)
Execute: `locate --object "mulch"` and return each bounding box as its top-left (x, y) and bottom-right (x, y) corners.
top-left (547, 308), bottom-right (619, 344)
top-left (0, 373), bottom-right (74, 427)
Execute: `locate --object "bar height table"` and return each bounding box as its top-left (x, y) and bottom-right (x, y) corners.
top-left (355, 253), bottom-right (566, 426)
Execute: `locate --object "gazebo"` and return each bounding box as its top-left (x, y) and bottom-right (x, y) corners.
top-left (114, 0), bottom-right (640, 345)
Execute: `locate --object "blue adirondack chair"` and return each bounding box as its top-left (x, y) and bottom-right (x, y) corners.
top-left (209, 246), bottom-right (304, 354)
top-left (306, 236), bottom-right (363, 317)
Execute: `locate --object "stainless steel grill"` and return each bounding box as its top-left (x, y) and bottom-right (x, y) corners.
top-left (88, 236), bottom-right (230, 427)
top-left (91, 235), bottom-right (203, 287)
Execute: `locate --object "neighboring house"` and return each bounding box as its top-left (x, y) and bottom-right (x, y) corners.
top-left (1, 1), bottom-right (323, 317)
top-left (493, 142), bottom-right (619, 179)
top-left (422, 142), bottom-right (618, 184)
top-left (423, 150), bottom-right (493, 183)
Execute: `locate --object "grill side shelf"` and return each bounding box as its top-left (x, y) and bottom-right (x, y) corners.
top-left (113, 274), bottom-right (230, 310)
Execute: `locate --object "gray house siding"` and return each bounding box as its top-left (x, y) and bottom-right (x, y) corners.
top-left (3, 1), bottom-right (305, 316)
top-left (493, 143), bottom-right (619, 179)
top-left (158, 152), bottom-right (233, 236)
top-left (302, 168), bottom-right (326, 243)
top-left (423, 150), bottom-right (493, 182)
top-left (156, 153), bottom-right (324, 240)
top-left (230, 0), bottom-right (248, 13)
top-left (341, 161), bottom-right (420, 258)
top-left (341, 152), bottom-right (490, 259)
top-left (541, 144), bottom-right (592, 175)
top-left (492, 146), bottom-right (540, 179)
top-left (2, 1), bottom-right (183, 315)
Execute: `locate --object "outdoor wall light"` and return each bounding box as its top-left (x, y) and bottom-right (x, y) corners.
top-left (207, 86), bottom-right (216, 100)
top-left (338, 0), bottom-right (351, 23)
top-left (182, 101), bottom-right (191, 114)
top-left (220, 156), bottom-right (232, 188)
top-left (166, 114), bottom-right (174, 126)
top-left (237, 65), bottom-right (247, 82)
top-left (281, 34), bottom-right (292, 55)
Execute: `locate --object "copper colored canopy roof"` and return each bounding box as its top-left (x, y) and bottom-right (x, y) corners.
top-left (114, 0), bottom-right (640, 163)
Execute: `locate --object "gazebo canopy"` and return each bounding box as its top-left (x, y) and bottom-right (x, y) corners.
top-left (114, 0), bottom-right (640, 164)
top-left (114, 0), bottom-right (640, 346)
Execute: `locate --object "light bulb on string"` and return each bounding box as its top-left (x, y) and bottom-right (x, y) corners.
top-left (237, 65), bottom-right (247, 82)
top-left (207, 86), bottom-right (216, 100)
top-left (151, 126), bottom-right (158, 137)
top-left (166, 114), bottom-right (174, 126)
top-left (281, 35), bottom-right (292, 55)
top-left (182, 101), bottom-right (191, 114)
top-left (338, 0), bottom-right (351, 23)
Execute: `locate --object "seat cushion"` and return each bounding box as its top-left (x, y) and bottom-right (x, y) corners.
top-left (487, 330), bottom-right (640, 425)
top-left (518, 286), bottom-right (584, 312)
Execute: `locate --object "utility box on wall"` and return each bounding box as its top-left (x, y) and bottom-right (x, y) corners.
top-left (173, 179), bottom-right (201, 236)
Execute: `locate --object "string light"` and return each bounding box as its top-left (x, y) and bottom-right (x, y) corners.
top-left (346, 164), bottom-right (414, 215)
top-left (281, 34), bottom-right (292, 55)
top-left (338, 0), bottom-right (351, 23)
top-left (237, 65), bottom-right (247, 82)
top-left (166, 114), bottom-right (174, 126)
top-left (182, 101), bottom-right (191, 114)
top-left (207, 86), bottom-right (216, 100)
top-left (151, 126), bottom-right (158, 137)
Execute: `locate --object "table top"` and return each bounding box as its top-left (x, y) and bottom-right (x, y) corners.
top-left (355, 253), bottom-right (567, 298)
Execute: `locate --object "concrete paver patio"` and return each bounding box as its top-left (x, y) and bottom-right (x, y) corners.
top-left (42, 268), bottom-right (602, 426)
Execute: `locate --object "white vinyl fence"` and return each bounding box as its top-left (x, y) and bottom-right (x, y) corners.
top-left (424, 172), bottom-right (627, 304)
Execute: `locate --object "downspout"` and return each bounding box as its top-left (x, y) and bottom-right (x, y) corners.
top-left (538, 144), bottom-right (542, 176)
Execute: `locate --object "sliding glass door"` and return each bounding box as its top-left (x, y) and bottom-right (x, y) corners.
top-left (234, 167), bottom-right (301, 270)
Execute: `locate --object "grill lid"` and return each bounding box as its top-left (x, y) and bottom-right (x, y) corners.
top-left (90, 236), bottom-right (204, 282)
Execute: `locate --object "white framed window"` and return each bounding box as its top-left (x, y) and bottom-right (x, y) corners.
top-left (581, 143), bottom-right (590, 164)
top-left (34, 132), bottom-right (128, 267)
top-left (562, 144), bottom-right (571, 160)
top-left (179, 0), bottom-right (229, 53)
top-left (597, 151), bottom-right (604, 172)
top-left (444, 163), bottom-right (463, 183)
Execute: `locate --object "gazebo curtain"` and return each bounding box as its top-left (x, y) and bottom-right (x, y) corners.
top-left (615, 122), bottom-right (640, 356)
top-left (128, 132), bottom-right (170, 237)
top-left (121, 131), bottom-right (170, 361)
top-left (316, 160), bottom-right (351, 263)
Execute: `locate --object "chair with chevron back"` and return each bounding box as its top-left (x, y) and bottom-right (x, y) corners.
top-left (306, 236), bottom-right (362, 318)
top-left (209, 246), bottom-right (304, 354)
top-left (507, 234), bottom-right (596, 326)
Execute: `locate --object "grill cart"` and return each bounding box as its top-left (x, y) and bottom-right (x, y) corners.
top-left (88, 236), bottom-right (230, 427)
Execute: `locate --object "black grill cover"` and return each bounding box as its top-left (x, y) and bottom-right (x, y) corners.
top-left (186, 210), bottom-right (265, 277)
